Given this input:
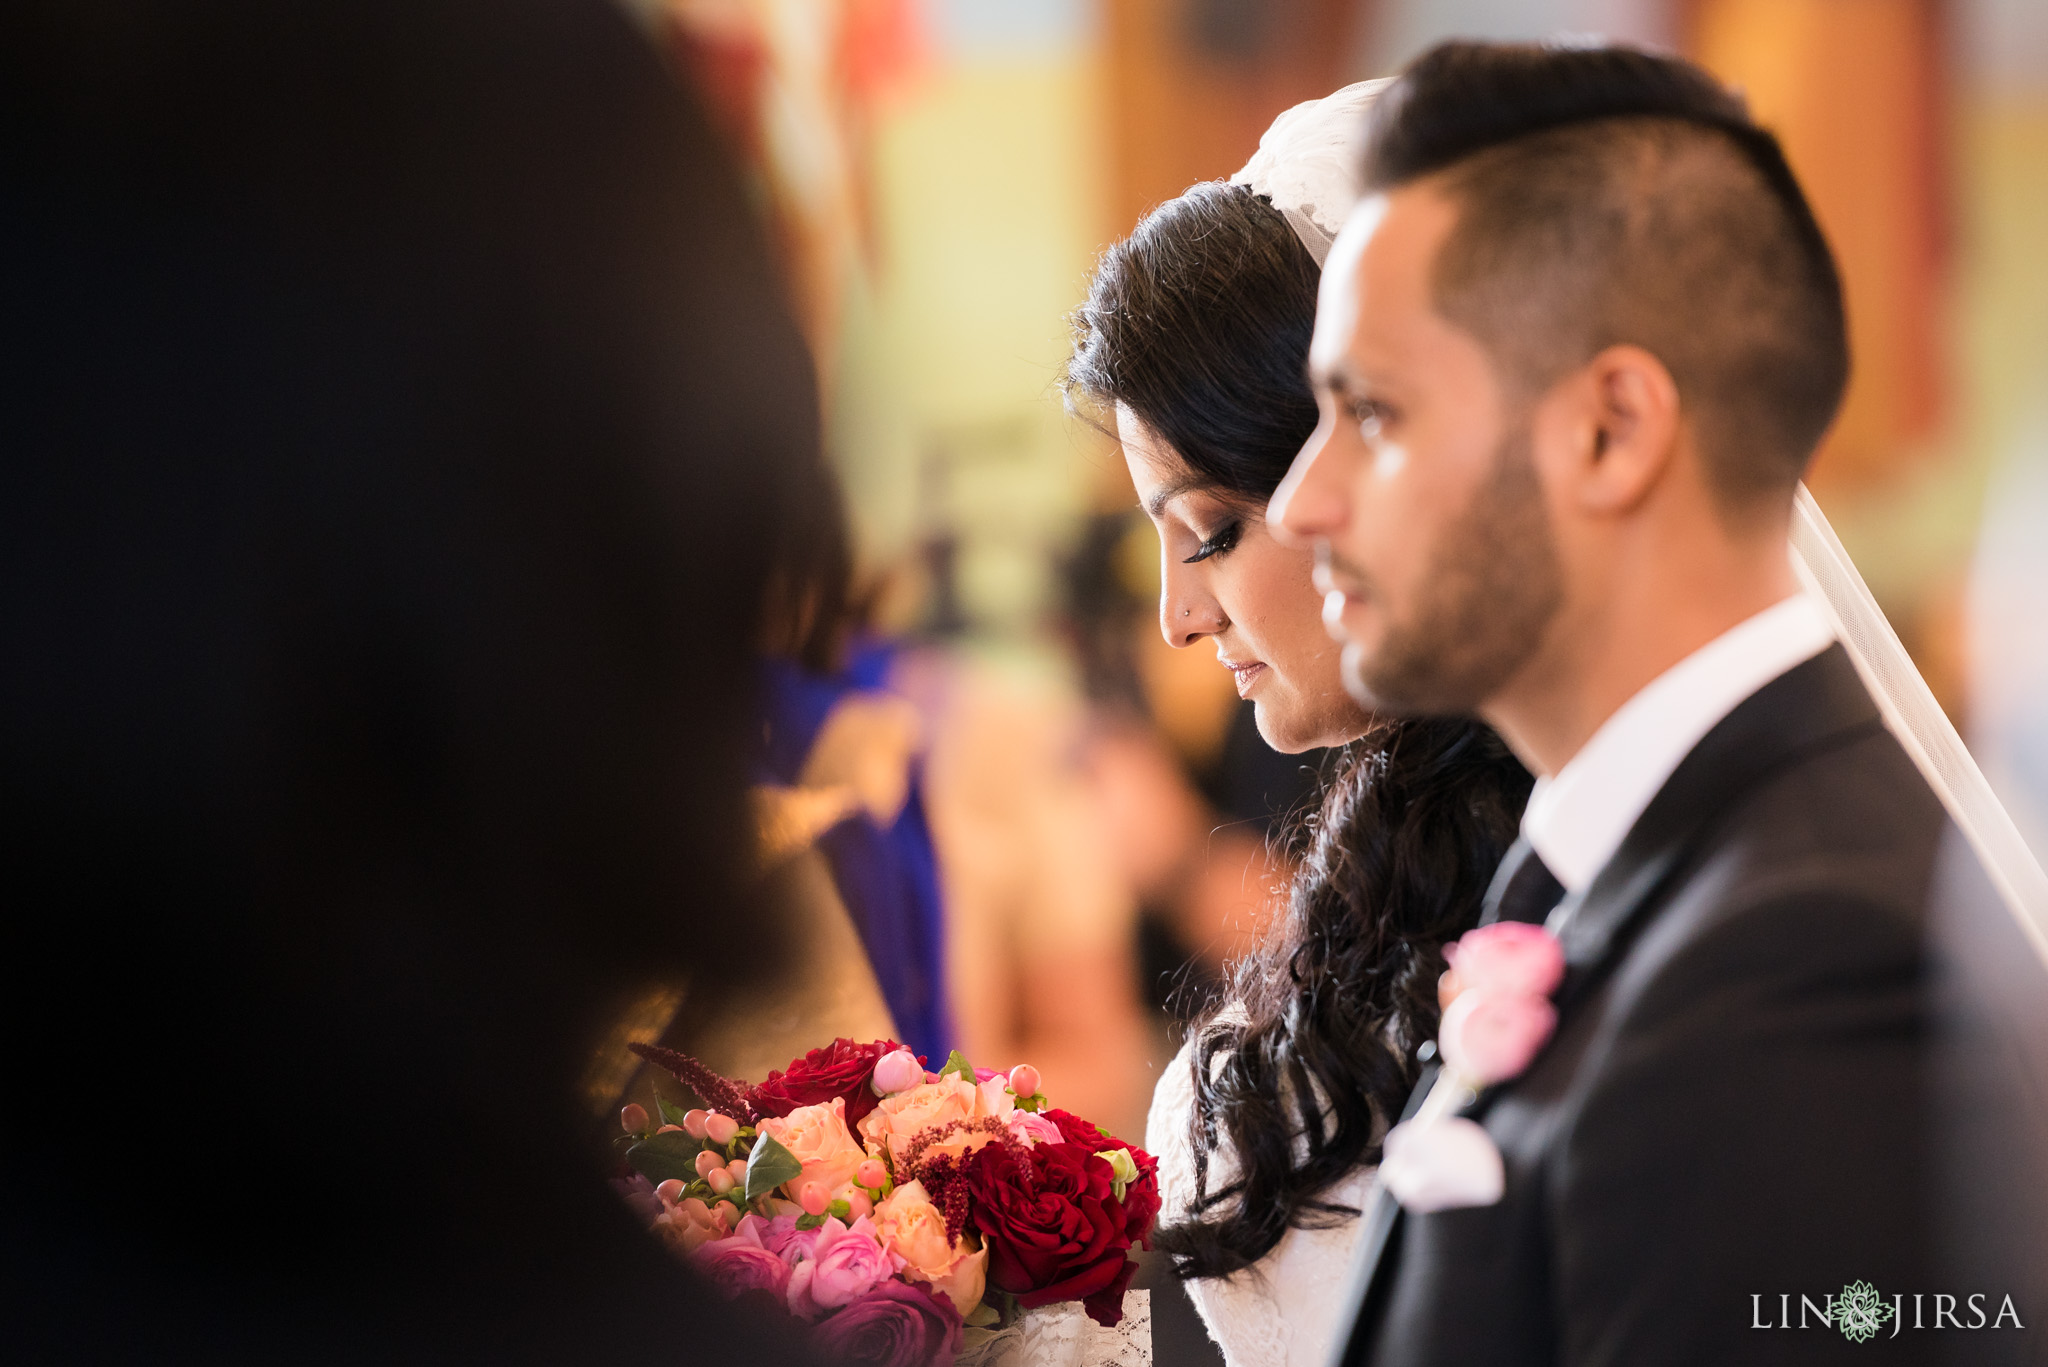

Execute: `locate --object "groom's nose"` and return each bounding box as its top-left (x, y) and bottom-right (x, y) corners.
top-left (1269, 416), bottom-right (1352, 548)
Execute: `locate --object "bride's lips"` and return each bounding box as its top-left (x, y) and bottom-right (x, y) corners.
top-left (1221, 659), bottom-right (1267, 698)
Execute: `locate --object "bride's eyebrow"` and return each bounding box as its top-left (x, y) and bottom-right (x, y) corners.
top-left (1142, 475), bottom-right (1209, 519)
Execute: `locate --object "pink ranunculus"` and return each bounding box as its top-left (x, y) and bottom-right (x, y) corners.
top-left (1006, 1108), bottom-right (1063, 1147)
top-left (1444, 922), bottom-right (1564, 1000)
top-left (871, 1047), bottom-right (925, 1097)
top-left (785, 1215), bottom-right (894, 1320)
top-left (695, 1234), bottom-right (792, 1300)
top-left (1438, 989), bottom-right (1557, 1085)
top-left (730, 1212), bottom-right (806, 1262)
top-left (824, 1279), bottom-right (965, 1367)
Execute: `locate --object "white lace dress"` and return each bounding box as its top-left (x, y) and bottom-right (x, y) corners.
top-left (1145, 1035), bottom-right (1376, 1367)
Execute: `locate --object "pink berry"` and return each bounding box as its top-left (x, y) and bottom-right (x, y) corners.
top-left (695, 1150), bottom-right (724, 1179)
top-left (657, 1124), bottom-right (685, 1134)
top-left (856, 1158), bottom-right (887, 1190)
top-left (711, 1203), bottom-right (735, 1231)
top-left (1007, 1064), bottom-right (1041, 1097)
top-left (682, 1109), bottom-right (709, 1139)
top-left (725, 1158), bottom-right (748, 1185)
top-left (845, 1190), bottom-right (873, 1221)
top-left (799, 1182), bottom-right (829, 1216)
top-left (654, 1178), bottom-right (685, 1204)
top-left (706, 1168), bottom-right (736, 1195)
top-left (704, 1113), bottom-right (740, 1146)
top-left (619, 1103), bottom-right (649, 1134)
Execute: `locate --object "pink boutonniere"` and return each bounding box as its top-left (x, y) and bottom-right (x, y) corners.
top-left (1378, 922), bottom-right (1564, 1214)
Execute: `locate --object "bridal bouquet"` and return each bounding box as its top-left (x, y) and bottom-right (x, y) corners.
top-left (615, 1038), bottom-right (1159, 1367)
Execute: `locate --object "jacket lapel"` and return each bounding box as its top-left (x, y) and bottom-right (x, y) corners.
top-left (1332, 646), bottom-right (1883, 1364)
top-left (1546, 644), bottom-right (1883, 1009)
top-left (1327, 1061), bottom-right (1438, 1367)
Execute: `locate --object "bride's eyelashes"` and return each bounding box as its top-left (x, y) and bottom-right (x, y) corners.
top-left (1183, 520), bottom-right (1243, 563)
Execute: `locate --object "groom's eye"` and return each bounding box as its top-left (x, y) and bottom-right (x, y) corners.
top-left (1349, 399), bottom-right (1387, 439)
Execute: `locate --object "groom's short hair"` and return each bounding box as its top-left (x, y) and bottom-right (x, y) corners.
top-left (1360, 42), bottom-right (1848, 508)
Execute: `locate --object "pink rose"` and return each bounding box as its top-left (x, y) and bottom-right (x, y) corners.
top-left (858, 1075), bottom-right (996, 1165)
top-left (758, 1096), bottom-right (869, 1201)
top-left (873, 1179), bottom-right (988, 1316)
top-left (696, 1234), bottom-right (792, 1300)
top-left (1443, 922), bottom-right (1564, 1000)
top-left (823, 1279), bottom-right (964, 1367)
top-left (1438, 989), bottom-right (1557, 1085)
top-left (785, 1215), bottom-right (894, 1320)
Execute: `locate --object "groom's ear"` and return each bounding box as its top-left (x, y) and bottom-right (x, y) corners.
top-left (1541, 343), bottom-right (1683, 519)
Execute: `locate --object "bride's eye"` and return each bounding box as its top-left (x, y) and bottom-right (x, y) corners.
top-left (1183, 521), bottom-right (1242, 564)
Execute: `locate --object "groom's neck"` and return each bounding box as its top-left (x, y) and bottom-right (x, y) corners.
top-left (1482, 504), bottom-right (1800, 779)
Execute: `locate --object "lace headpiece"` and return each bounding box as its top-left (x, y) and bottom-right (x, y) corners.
top-left (1229, 79), bottom-right (1390, 267)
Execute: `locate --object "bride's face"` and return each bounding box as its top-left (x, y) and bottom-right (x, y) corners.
top-left (1119, 404), bottom-right (1373, 754)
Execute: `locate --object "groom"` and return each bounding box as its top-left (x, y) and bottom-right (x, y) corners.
top-left (1272, 41), bottom-right (2046, 1366)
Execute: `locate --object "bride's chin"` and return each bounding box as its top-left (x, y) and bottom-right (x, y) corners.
top-left (1250, 697), bottom-right (1321, 756)
top-left (1253, 690), bottom-right (1375, 755)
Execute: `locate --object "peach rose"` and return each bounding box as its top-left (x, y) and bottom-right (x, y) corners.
top-left (858, 1075), bottom-right (996, 1165)
top-left (873, 1179), bottom-right (988, 1316)
top-left (759, 1096), bottom-right (868, 1199)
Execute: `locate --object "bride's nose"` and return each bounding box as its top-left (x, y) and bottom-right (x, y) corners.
top-left (1161, 570), bottom-right (1226, 649)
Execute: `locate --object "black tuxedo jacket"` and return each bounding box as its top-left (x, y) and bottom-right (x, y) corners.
top-left (1334, 645), bottom-right (2048, 1367)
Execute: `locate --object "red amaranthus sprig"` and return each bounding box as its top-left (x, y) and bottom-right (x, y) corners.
top-left (628, 1041), bottom-right (758, 1122)
top-left (900, 1116), bottom-right (1013, 1244)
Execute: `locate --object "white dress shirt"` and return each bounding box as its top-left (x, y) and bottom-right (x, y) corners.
top-left (1522, 593), bottom-right (1838, 896)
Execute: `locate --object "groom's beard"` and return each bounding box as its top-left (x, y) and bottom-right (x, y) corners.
top-left (1339, 422), bottom-right (1563, 717)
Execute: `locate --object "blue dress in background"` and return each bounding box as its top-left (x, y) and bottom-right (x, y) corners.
top-left (758, 641), bottom-right (953, 1063)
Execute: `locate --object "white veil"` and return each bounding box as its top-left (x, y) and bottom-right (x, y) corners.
top-left (1790, 488), bottom-right (2048, 964)
top-left (1237, 86), bottom-right (2048, 972)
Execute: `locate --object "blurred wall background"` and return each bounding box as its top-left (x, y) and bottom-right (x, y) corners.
top-left (627, 0), bottom-right (2048, 1165)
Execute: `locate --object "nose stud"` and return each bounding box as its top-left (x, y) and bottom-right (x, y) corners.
top-left (1181, 608), bottom-right (1191, 618)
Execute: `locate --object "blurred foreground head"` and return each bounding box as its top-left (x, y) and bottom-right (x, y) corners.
top-left (1, 1), bottom-right (824, 1360)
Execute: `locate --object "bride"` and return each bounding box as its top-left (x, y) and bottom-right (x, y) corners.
top-left (1064, 85), bottom-right (1531, 1367)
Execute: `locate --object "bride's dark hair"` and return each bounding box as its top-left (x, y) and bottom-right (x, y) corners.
top-left (1065, 180), bottom-right (1532, 1278)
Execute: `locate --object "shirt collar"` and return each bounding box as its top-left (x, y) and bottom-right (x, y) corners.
top-left (1521, 594), bottom-right (1837, 894)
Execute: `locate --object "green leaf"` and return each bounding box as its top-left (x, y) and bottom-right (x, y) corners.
top-left (625, 1129), bottom-right (704, 1184)
top-left (939, 1049), bottom-right (976, 1082)
top-left (654, 1094), bottom-right (692, 1129)
top-left (1016, 1091), bottom-right (1048, 1113)
top-left (745, 1131), bottom-right (803, 1202)
top-left (794, 1212), bottom-right (827, 1231)
top-left (827, 1199), bottom-right (851, 1221)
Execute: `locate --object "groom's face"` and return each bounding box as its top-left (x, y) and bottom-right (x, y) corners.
top-left (1270, 185), bottom-right (1562, 717)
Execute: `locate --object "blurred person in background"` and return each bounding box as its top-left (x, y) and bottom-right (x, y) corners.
top-left (610, 453), bottom-right (941, 1098)
top-left (1, 2), bottom-right (835, 1362)
top-left (909, 630), bottom-right (1154, 1139)
top-left (1064, 84), bottom-right (1533, 1367)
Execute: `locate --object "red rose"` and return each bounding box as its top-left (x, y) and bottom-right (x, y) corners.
top-left (1039, 1110), bottom-right (1161, 1250)
top-left (751, 1038), bottom-right (904, 1125)
top-left (965, 1137), bottom-right (1152, 1327)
